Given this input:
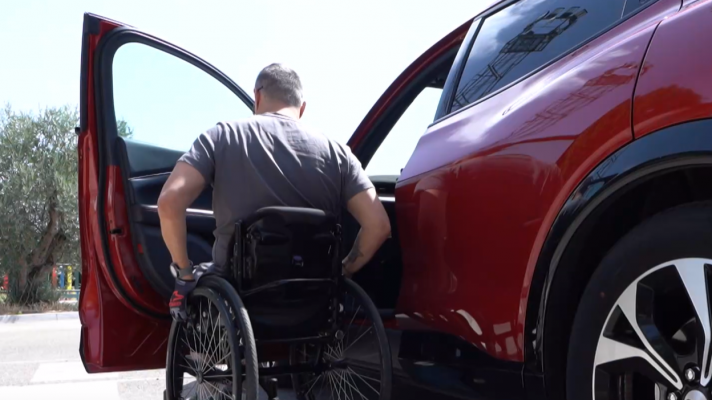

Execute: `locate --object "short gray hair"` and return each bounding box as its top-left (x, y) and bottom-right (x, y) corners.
top-left (255, 63), bottom-right (303, 108)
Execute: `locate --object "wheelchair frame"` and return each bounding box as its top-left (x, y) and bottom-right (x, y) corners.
top-left (230, 209), bottom-right (346, 378)
top-left (166, 207), bottom-right (392, 400)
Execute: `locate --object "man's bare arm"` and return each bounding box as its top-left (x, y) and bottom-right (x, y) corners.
top-left (157, 162), bottom-right (206, 277)
top-left (342, 188), bottom-right (391, 276)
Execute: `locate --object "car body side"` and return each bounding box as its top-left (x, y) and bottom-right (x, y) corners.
top-left (526, 0), bottom-right (712, 398)
top-left (395, 0), bottom-right (681, 368)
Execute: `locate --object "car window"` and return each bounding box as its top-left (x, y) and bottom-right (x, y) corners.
top-left (112, 43), bottom-right (252, 152)
top-left (365, 87), bottom-right (442, 176)
top-left (450, 0), bottom-right (655, 113)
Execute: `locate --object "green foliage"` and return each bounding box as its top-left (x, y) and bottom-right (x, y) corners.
top-left (117, 118), bottom-right (134, 138)
top-left (0, 104), bottom-right (131, 305)
top-left (0, 105), bottom-right (78, 304)
top-left (6, 270), bottom-right (60, 305)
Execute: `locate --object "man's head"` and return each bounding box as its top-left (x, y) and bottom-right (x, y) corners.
top-left (254, 63), bottom-right (306, 119)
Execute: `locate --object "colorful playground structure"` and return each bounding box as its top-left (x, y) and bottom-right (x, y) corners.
top-left (51, 264), bottom-right (81, 290)
top-left (1, 264), bottom-right (81, 299)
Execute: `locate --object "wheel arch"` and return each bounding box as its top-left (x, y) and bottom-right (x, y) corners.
top-left (523, 118), bottom-right (712, 397)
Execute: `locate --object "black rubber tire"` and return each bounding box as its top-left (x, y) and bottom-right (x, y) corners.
top-left (566, 202), bottom-right (712, 400)
top-left (199, 275), bottom-right (259, 400)
top-left (342, 277), bottom-right (393, 400)
top-left (166, 286), bottom-right (241, 399)
top-left (290, 278), bottom-right (393, 400)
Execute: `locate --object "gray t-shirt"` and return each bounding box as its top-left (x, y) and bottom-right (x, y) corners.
top-left (178, 112), bottom-right (373, 266)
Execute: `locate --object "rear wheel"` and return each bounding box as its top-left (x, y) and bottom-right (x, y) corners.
top-left (290, 278), bottom-right (393, 400)
top-left (166, 286), bottom-right (242, 399)
top-left (567, 203), bottom-right (712, 400)
top-left (199, 275), bottom-right (259, 399)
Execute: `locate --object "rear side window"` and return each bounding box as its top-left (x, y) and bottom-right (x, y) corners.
top-left (450, 0), bottom-right (655, 113)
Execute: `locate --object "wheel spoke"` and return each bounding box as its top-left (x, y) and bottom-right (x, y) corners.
top-left (205, 304), bottom-right (221, 367)
top-left (305, 374), bottom-right (324, 397)
top-left (204, 379), bottom-right (232, 400)
top-left (291, 281), bottom-right (390, 400)
top-left (343, 371), bottom-right (368, 400)
top-left (197, 302), bottom-right (207, 373)
top-left (343, 326), bottom-right (373, 355)
top-left (675, 259), bottom-right (712, 386)
top-left (347, 367), bottom-right (380, 396)
top-left (595, 335), bottom-right (680, 390)
top-left (182, 378), bottom-right (198, 399)
top-left (604, 283), bottom-right (683, 389)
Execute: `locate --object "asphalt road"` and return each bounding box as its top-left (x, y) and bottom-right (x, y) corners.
top-left (0, 316), bottom-right (456, 400)
top-left (0, 317), bottom-right (294, 400)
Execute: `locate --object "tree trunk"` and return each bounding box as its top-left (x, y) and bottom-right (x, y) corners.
top-left (7, 196), bottom-right (67, 305)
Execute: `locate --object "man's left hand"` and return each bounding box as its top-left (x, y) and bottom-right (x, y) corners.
top-left (169, 278), bottom-right (197, 322)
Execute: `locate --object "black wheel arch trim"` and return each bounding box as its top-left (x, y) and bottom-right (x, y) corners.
top-left (524, 118), bottom-right (712, 377)
top-left (91, 23), bottom-right (254, 320)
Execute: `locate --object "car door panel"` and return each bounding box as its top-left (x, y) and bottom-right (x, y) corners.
top-left (123, 140), bottom-right (184, 178)
top-left (115, 139), bottom-right (216, 298)
top-left (79, 12), bottom-right (253, 372)
top-left (79, 14), bottom-right (180, 373)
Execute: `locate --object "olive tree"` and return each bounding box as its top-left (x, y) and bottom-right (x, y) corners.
top-left (0, 105), bottom-right (132, 304)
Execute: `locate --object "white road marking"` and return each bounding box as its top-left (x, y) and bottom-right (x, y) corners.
top-left (0, 319), bottom-right (78, 332)
top-left (30, 361), bottom-right (119, 383)
top-left (0, 380), bottom-right (121, 399)
top-left (0, 358), bottom-right (75, 365)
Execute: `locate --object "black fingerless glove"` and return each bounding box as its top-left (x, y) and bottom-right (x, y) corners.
top-left (169, 278), bottom-right (197, 322)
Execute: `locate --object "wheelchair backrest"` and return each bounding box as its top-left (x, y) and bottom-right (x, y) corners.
top-left (235, 207), bottom-right (340, 292)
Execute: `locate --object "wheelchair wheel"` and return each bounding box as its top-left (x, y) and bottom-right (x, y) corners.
top-left (199, 275), bottom-right (259, 399)
top-left (166, 286), bottom-right (255, 400)
top-left (290, 278), bottom-right (393, 400)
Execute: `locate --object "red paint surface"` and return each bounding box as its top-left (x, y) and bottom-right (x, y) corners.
top-left (394, 0), bottom-right (680, 362)
top-left (633, 0), bottom-right (712, 138)
top-left (78, 16), bottom-right (169, 372)
top-left (105, 165), bottom-right (167, 313)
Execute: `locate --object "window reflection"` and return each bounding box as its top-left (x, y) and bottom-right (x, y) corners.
top-left (507, 62), bottom-right (642, 141)
top-left (452, 0), bottom-right (656, 112)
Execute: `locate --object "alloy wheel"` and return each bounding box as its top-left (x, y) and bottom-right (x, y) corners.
top-left (594, 258), bottom-right (712, 400)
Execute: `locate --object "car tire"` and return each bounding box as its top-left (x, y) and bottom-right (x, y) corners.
top-left (566, 202), bottom-right (712, 400)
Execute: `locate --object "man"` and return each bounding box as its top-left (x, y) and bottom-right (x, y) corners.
top-left (158, 63), bottom-right (391, 321)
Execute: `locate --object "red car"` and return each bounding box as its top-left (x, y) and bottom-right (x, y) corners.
top-left (78, 0), bottom-right (712, 398)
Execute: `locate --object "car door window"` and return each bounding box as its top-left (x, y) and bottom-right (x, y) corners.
top-left (365, 87), bottom-right (443, 176)
top-left (451, 0), bottom-right (656, 112)
top-left (112, 43), bottom-right (253, 152)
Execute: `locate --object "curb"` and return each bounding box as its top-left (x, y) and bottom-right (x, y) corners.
top-left (0, 312), bottom-right (79, 324)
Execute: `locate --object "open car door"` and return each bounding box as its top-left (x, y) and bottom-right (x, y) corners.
top-left (339, 18), bottom-right (468, 315)
top-left (78, 13), bottom-right (254, 372)
top-left (333, 19), bottom-right (469, 383)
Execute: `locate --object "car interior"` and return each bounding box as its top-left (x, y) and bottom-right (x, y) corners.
top-left (108, 39), bottom-right (459, 320)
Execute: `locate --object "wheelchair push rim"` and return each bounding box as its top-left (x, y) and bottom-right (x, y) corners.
top-left (289, 278), bottom-right (393, 400)
top-left (166, 287), bottom-right (243, 400)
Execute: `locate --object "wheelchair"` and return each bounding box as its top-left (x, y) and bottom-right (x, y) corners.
top-left (165, 206), bottom-right (393, 400)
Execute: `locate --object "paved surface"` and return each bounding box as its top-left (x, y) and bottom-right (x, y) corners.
top-left (0, 316), bottom-right (447, 400)
top-left (0, 318), bottom-right (294, 399)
